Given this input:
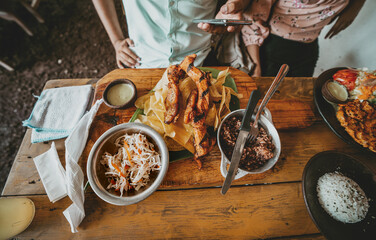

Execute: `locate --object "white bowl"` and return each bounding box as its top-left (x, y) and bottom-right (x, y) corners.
top-left (87, 123), bottom-right (169, 206)
top-left (217, 108), bottom-right (281, 180)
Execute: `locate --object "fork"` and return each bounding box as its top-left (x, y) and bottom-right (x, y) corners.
top-left (248, 64), bottom-right (289, 142)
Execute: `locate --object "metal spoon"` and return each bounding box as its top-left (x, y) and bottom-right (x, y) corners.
top-left (247, 64), bottom-right (289, 142)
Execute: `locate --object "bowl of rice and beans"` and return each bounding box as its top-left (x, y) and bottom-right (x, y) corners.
top-left (218, 108), bottom-right (281, 179)
top-left (303, 151), bottom-right (376, 240)
top-left (87, 123), bottom-right (169, 206)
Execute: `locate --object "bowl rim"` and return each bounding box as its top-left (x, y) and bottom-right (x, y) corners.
top-left (87, 122), bottom-right (169, 206)
top-left (217, 108), bottom-right (281, 175)
top-left (102, 79), bottom-right (137, 109)
top-left (302, 150), bottom-right (376, 239)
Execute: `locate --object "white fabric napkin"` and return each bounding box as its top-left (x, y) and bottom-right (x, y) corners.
top-left (63, 99), bottom-right (103, 233)
top-left (23, 85), bottom-right (92, 143)
top-left (33, 142), bottom-right (67, 203)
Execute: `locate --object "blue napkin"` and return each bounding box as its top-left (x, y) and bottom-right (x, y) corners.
top-left (23, 85), bottom-right (93, 143)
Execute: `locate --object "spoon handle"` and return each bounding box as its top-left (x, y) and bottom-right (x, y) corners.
top-left (254, 64), bottom-right (289, 127)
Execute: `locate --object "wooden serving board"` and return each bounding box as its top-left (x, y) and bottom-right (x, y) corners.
top-left (80, 68), bottom-right (316, 189)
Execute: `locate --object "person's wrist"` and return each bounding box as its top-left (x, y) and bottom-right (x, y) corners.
top-left (252, 62), bottom-right (261, 69)
top-left (112, 38), bottom-right (125, 49)
top-left (113, 39), bottom-right (120, 46)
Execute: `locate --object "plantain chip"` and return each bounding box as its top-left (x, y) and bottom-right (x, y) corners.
top-left (179, 77), bottom-right (196, 109)
top-left (205, 104), bottom-right (217, 127)
top-left (164, 137), bottom-right (186, 151)
top-left (135, 91), bottom-right (154, 109)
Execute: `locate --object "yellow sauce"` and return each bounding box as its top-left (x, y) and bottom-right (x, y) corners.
top-left (107, 83), bottom-right (134, 106)
top-left (328, 81), bottom-right (348, 102)
top-left (0, 198), bottom-right (35, 239)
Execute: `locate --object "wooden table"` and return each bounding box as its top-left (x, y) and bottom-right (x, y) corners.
top-left (2, 68), bottom-right (376, 239)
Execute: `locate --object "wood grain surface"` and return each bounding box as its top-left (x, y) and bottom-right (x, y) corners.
top-left (79, 68), bottom-right (316, 189)
top-left (4, 120), bottom-right (374, 196)
top-left (5, 70), bottom-right (374, 239)
top-left (5, 182), bottom-right (320, 240)
top-left (90, 68), bottom-right (316, 130)
top-left (3, 70), bottom-right (374, 196)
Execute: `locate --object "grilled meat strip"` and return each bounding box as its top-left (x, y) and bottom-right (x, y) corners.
top-left (180, 54), bottom-right (210, 114)
top-left (165, 82), bottom-right (180, 124)
top-left (184, 89), bottom-right (198, 124)
top-left (180, 54), bottom-right (215, 161)
top-left (164, 65), bottom-right (186, 124)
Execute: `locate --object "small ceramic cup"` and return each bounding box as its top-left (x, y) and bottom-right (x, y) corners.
top-left (103, 79), bottom-right (137, 109)
top-left (217, 108), bottom-right (281, 180)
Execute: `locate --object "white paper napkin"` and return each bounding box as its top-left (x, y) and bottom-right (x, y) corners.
top-left (32, 99), bottom-right (103, 233)
top-left (33, 142), bottom-right (67, 203)
top-left (63, 99), bottom-right (103, 233)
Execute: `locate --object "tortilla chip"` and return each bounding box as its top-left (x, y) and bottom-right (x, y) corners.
top-left (135, 91), bottom-right (154, 109)
top-left (205, 104), bottom-right (217, 127)
top-left (165, 137), bottom-right (186, 151)
top-left (179, 77), bottom-right (196, 108)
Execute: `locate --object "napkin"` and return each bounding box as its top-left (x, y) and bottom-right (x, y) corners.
top-left (32, 99), bottom-right (103, 233)
top-left (33, 142), bottom-right (67, 203)
top-left (23, 85), bottom-right (93, 143)
top-left (63, 99), bottom-right (103, 233)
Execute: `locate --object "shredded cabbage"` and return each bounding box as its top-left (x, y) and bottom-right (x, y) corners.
top-left (100, 133), bottom-right (161, 196)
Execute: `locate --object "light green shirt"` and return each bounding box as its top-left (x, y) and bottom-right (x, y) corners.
top-left (122, 0), bottom-right (217, 68)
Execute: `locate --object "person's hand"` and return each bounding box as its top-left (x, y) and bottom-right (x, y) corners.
top-left (113, 38), bottom-right (140, 68)
top-left (325, 0), bottom-right (365, 39)
top-left (197, 0), bottom-right (249, 34)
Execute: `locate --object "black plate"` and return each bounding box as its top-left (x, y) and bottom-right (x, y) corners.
top-left (313, 67), bottom-right (376, 155)
top-left (302, 151), bottom-right (376, 240)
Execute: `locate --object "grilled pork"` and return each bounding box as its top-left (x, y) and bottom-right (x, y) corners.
top-left (164, 65), bottom-right (185, 124)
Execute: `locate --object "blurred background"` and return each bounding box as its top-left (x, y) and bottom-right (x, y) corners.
top-left (0, 0), bottom-right (126, 192)
top-left (314, 0), bottom-right (376, 75)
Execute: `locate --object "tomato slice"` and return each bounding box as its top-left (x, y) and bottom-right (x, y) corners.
top-left (333, 69), bottom-right (358, 91)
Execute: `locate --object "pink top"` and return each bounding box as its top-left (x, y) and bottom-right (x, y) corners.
top-left (241, 0), bottom-right (349, 46)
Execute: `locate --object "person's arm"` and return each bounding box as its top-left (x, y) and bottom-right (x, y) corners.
top-left (92, 0), bottom-right (140, 68)
top-left (197, 0), bottom-right (251, 34)
top-left (241, 0), bottom-right (273, 76)
top-left (325, 0), bottom-right (366, 39)
top-left (246, 44), bottom-right (261, 77)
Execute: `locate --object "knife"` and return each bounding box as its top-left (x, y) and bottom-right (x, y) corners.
top-left (193, 19), bottom-right (255, 26)
top-left (221, 89), bottom-right (261, 195)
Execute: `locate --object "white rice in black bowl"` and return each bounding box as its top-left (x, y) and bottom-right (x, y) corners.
top-left (316, 171), bottom-right (369, 223)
